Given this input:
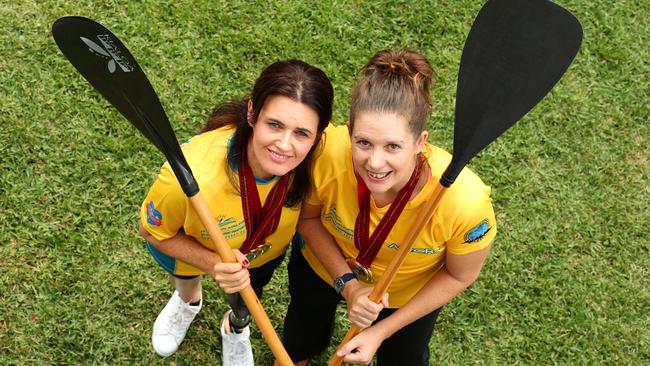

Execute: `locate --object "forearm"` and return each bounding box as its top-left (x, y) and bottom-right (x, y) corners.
top-left (370, 244), bottom-right (491, 339)
top-left (140, 223), bottom-right (221, 276)
top-left (297, 217), bottom-right (350, 279)
top-left (371, 266), bottom-right (474, 339)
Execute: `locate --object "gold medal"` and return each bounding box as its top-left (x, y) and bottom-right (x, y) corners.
top-left (245, 242), bottom-right (272, 263)
top-left (346, 258), bottom-right (374, 284)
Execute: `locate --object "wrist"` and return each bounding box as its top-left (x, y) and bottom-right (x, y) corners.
top-left (333, 273), bottom-right (357, 295)
top-left (367, 320), bottom-right (391, 341)
top-left (340, 278), bottom-right (361, 300)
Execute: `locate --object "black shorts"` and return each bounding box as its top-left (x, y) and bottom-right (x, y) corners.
top-left (168, 251), bottom-right (285, 295)
top-left (169, 250), bottom-right (285, 320)
top-left (282, 239), bottom-right (441, 365)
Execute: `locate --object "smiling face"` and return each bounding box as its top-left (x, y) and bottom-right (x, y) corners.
top-left (246, 95), bottom-right (319, 180)
top-left (351, 111), bottom-right (428, 205)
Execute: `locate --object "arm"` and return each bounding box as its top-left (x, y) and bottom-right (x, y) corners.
top-left (337, 243), bottom-right (492, 364)
top-left (140, 223), bottom-right (250, 293)
top-left (298, 203), bottom-right (387, 328)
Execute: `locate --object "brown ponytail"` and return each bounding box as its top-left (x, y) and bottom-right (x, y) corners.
top-left (349, 49), bottom-right (434, 137)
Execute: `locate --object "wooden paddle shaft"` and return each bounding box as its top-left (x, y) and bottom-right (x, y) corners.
top-left (328, 183), bottom-right (448, 366)
top-left (189, 193), bottom-right (294, 366)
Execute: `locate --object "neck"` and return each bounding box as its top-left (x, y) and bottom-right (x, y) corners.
top-left (246, 140), bottom-right (273, 180)
top-left (372, 192), bottom-right (396, 208)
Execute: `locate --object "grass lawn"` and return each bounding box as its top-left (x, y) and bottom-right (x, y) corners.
top-left (1, 0), bottom-right (648, 365)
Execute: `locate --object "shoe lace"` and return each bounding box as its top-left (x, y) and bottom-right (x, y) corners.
top-left (228, 336), bottom-right (252, 364)
top-left (165, 302), bottom-right (193, 339)
top-left (226, 338), bottom-right (253, 366)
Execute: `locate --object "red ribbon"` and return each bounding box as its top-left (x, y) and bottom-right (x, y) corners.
top-left (354, 155), bottom-right (425, 268)
top-left (238, 150), bottom-right (290, 254)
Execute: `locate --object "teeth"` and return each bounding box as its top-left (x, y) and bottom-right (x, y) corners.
top-left (269, 149), bottom-right (289, 159)
top-left (368, 171), bottom-right (390, 179)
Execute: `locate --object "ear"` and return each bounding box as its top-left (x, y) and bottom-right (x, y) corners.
top-left (415, 131), bottom-right (428, 154)
top-left (247, 100), bottom-right (254, 126)
top-left (345, 120), bottom-right (351, 135)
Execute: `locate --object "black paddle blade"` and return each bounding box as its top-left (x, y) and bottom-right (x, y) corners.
top-left (441, 0), bottom-right (583, 186)
top-left (52, 16), bottom-right (199, 196)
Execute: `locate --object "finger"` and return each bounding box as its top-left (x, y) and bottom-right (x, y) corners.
top-left (352, 319), bottom-right (371, 329)
top-left (213, 262), bottom-right (244, 275)
top-left (221, 268), bottom-right (250, 284)
top-left (349, 313), bottom-right (371, 329)
top-left (336, 337), bottom-right (358, 357)
top-left (233, 249), bottom-right (250, 268)
top-left (354, 300), bottom-right (383, 320)
top-left (380, 293), bottom-right (389, 308)
top-left (222, 276), bottom-right (251, 294)
top-left (342, 346), bottom-right (370, 365)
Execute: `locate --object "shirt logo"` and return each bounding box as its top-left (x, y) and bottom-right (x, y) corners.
top-left (323, 207), bottom-right (353, 241)
top-left (219, 216), bottom-right (246, 240)
top-left (387, 243), bottom-right (443, 255)
top-left (464, 219), bottom-right (491, 243)
top-left (200, 217), bottom-right (246, 240)
top-left (146, 200), bottom-right (162, 227)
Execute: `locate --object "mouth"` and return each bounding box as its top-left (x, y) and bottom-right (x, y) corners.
top-left (267, 148), bottom-right (291, 162)
top-left (366, 170), bottom-right (392, 181)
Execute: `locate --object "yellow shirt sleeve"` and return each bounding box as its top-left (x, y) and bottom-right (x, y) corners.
top-left (140, 161), bottom-right (189, 242)
top-left (443, 174), bottom-right (497, 255)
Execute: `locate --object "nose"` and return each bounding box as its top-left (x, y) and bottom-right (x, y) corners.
top-left (367, 148), bottom-right (384, 170)
top-left (277, 131), bottom-right (292, 151)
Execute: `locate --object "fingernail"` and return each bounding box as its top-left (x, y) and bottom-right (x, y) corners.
top-left (242, 259), bottom-right (250, 267)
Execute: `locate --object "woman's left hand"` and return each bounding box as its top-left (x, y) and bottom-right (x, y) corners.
top-left (212, 249), bottom-right (250, 294)
top-left (335, 326), bottom-right (385, 365)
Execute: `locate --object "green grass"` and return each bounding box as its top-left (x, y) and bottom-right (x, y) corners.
top-left (1, 0), bottom-right (648, 365)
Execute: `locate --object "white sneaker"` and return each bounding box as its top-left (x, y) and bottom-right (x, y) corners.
top-left (152, 290), bottom-right (202, 357)
top-left (221, 310), bottom-right (254, 366)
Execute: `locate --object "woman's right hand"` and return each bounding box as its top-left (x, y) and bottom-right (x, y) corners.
top-left (212, 249), bottom-right (250, 294)
top-left (341, 280), bottom-right (389, 329)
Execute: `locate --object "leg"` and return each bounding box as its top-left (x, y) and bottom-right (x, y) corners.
top-left (282, 239), bottom-right (342, 362)
top-left (375, 307), bottom-right (442, 366)
top-left (147, 242), bottom-right (204, 357)
top-left (224, 252), bottom-right (286, 333)
top-left (220, 253), bottom-right (286, 366)
top-left (171, 274), bottom-right (202, 303)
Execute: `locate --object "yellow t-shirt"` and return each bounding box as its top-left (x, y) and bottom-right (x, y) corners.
top-left (302, 125), bottom-right (497, 307)
top-left (140, 127), bottom-right (299, 275)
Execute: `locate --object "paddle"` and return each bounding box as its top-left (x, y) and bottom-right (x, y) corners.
top-left (51, 16), bottom-right (294, 366)
top-left (328, 0), bottom-right (582, 364)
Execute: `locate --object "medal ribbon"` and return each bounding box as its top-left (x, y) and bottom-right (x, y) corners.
top-left (354, 155), bottom-right (425, 268)
top-left (238, 150), bottom-right (290, 254)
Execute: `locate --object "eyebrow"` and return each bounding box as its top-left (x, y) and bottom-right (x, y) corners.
top-left (352, 133), bottom-right (403, 145)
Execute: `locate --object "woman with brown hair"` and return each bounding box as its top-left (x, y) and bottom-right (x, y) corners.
top-left (281, 49), bottom-right (496, 365)
top-left (139, 59), bottom-right (333, 366)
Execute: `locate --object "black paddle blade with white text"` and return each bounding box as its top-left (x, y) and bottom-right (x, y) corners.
top-left (52, 16), bottom-right (198, 196)
top-left (441, 0), bottom-right (583, 186)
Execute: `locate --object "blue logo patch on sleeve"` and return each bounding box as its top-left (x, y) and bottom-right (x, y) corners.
top-left (146, 200), bottom-right (163, 227)
top-left (464, 219), bottom-right (491, 243)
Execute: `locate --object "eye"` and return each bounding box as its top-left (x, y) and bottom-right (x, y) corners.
top-left (387, 143), bottom-right (401, 152)
top-left (355, 139), bottom-right (370, 148)
top-left (294, 129), bottom-right (310, 138)
top-left (267, 120), bottom-right (282, 129)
